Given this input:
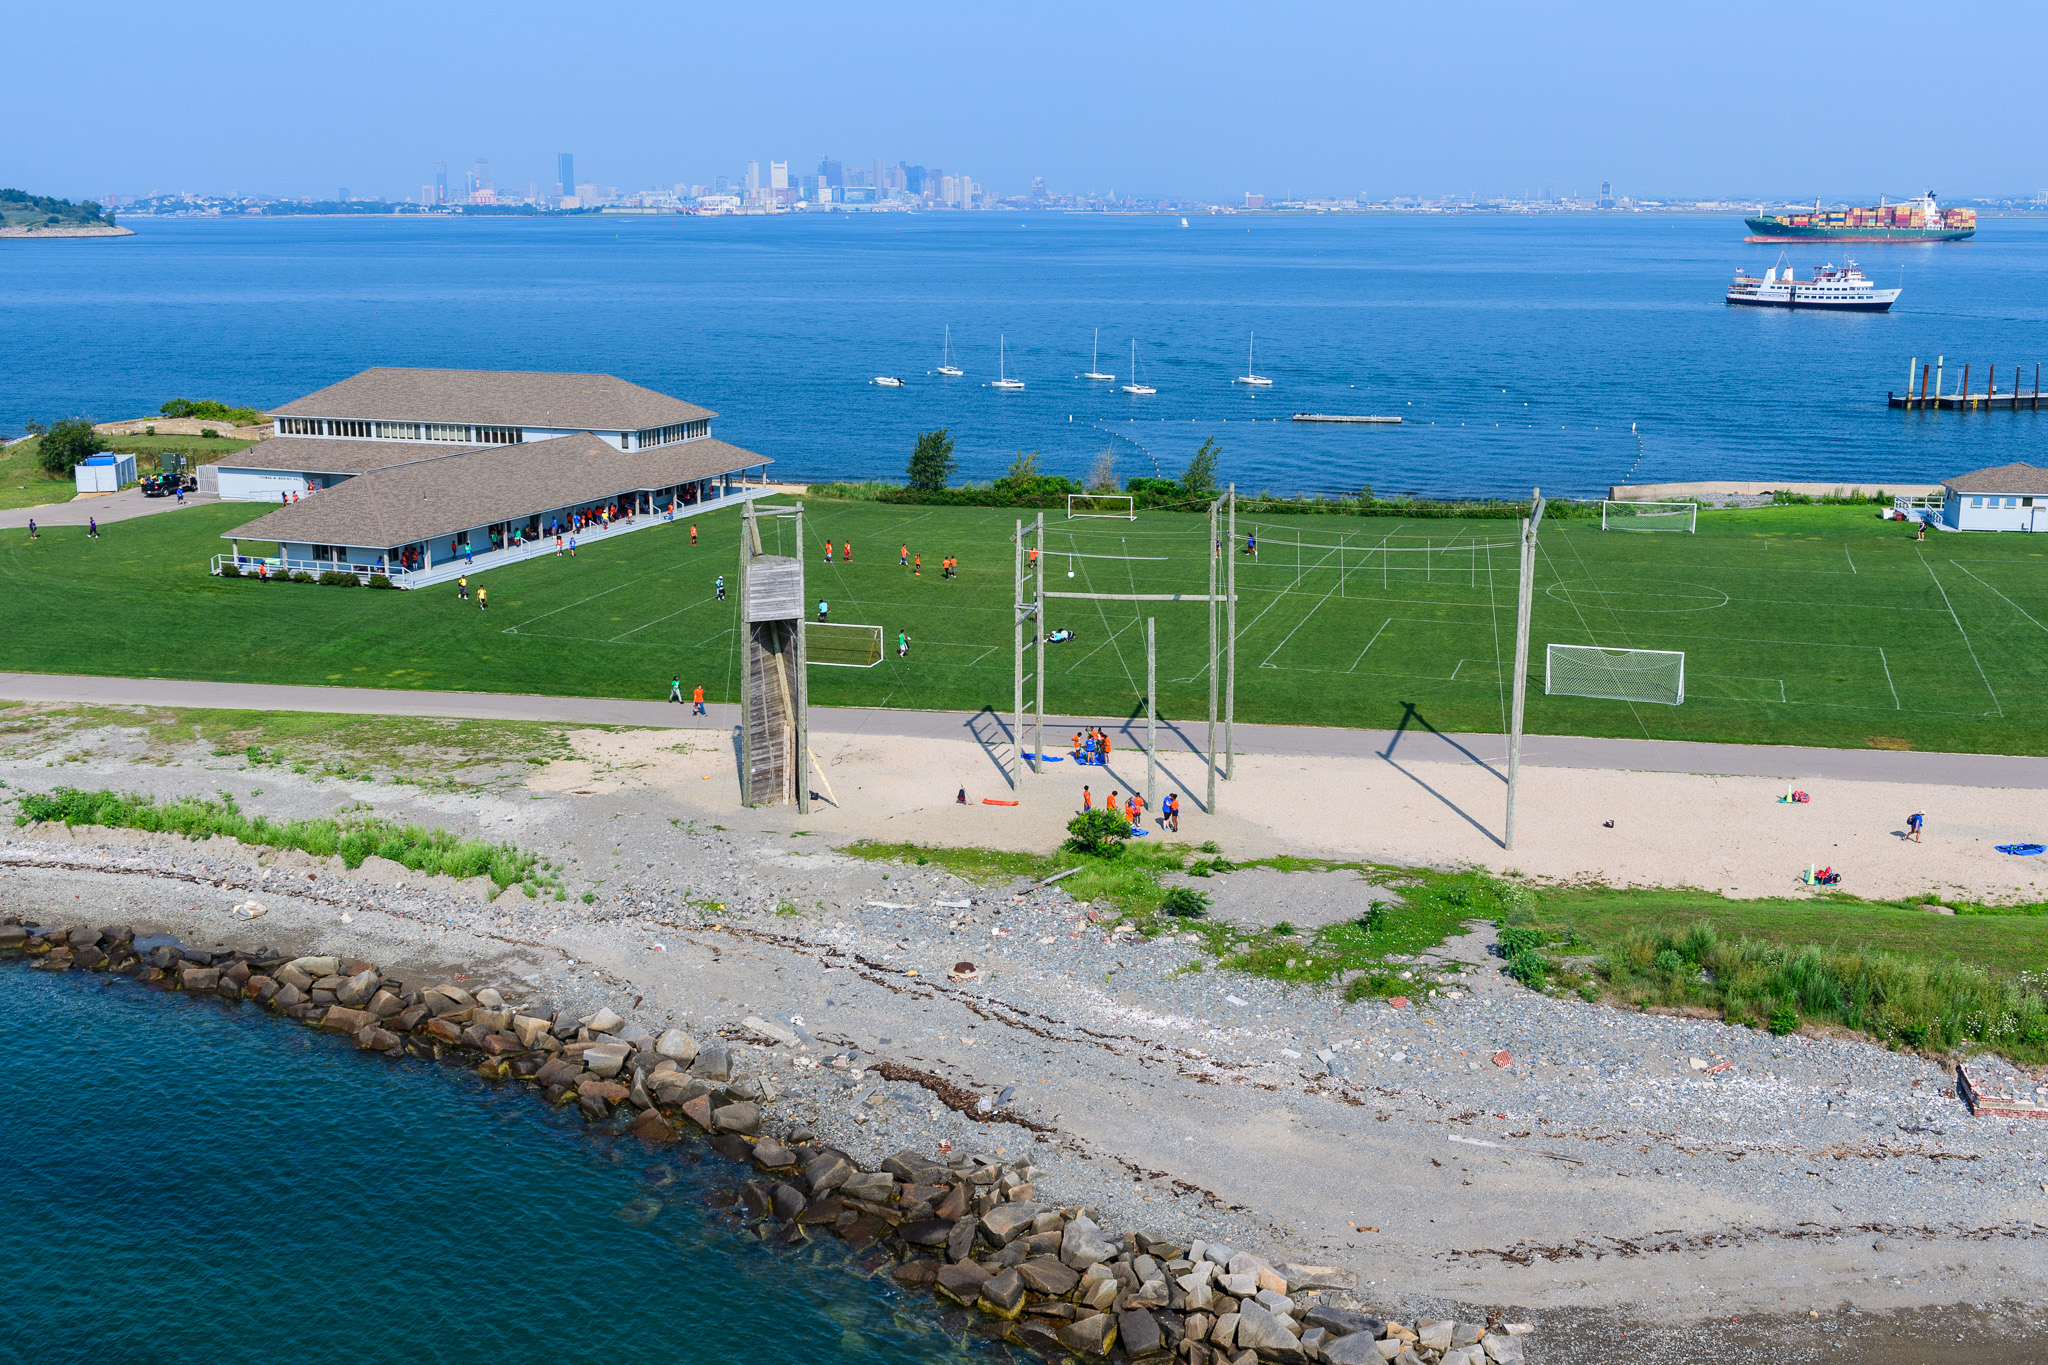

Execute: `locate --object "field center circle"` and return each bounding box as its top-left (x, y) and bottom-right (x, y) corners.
top-left (1544, 579), bottom-right (1730, 612)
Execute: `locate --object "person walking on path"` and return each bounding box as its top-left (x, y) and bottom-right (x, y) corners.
top-left (88, 517), bottom-right (99, 540)
top-left (1106, 790), bottom-right (1121, 820)
top-left (476, 586), bottom-right (488, 611)
top-left (716, 575), bottom-right (727, 601)
top-left (1908, 810), bottom-right (1925, 842)
top-left (669, 676), bottom-right (685, 704)
top-left (554, 535), bottom-right (564, 556)
top-left (897, 630), bottom-right (909, 659)
top-left (1081, 785), bottom-right (1093, 811)
top-left (692, 685), bottom-right (706, 716)
top-left (1162, 792), bottom-right (1180, 832)
top-left (457, 575), bottom-right (469, 600)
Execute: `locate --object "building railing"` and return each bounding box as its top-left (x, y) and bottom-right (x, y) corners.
top-left (1893, 492), bottom-right (1946, 516)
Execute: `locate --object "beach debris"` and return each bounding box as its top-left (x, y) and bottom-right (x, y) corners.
top-left (1492, 1050), bottom-right (1512, 1067)
top-left (1225, 994), bottom-right (1249, 1007)
top-left (948, 961), bottom-right (980, 983)
top-left (1706, 1061), bottom-right (1734, 1075)
top-left (1958, 1063), bottom-right (2047, 1118)
top-left (231, 900), bottom-right (267, 919)
top-left (1449, 1133), bottom-right (1584, 1166)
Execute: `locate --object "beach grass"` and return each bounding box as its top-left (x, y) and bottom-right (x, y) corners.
top-left (4, 498), bottom-right (2048, 753)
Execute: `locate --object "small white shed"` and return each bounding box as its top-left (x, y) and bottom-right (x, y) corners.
top-left (74, 451), bottom-right (137, 494)
top-left (1940, 463), bottom-right (2048, 532)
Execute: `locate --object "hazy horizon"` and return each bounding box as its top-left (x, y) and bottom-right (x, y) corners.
top-left (12, 0), bottom-right (2048, 204)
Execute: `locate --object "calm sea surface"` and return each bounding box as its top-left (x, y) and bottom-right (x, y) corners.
top-left (4, 212), bottom-right (2046, 498)
top-left (0, 966), bottom-right (987, 1364)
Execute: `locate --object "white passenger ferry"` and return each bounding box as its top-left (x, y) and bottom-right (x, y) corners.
top-left (1726, 257), bottom-right (1900, 312)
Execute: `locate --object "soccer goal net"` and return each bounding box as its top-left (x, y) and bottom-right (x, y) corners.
top-left (804, 621), bottom-right (884, 668)
top-left (1600, 500), bottom-right (1696, 533)
top-left (1546, 644), bottom-right (1685, 705)
top-left (1068, 493), bottom-right (1136, 521)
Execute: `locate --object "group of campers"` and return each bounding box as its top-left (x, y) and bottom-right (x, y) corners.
top-left (1078, 781), bottom-right (1180, 833)
top-left (1072, 727), bottom-right (1114, 765)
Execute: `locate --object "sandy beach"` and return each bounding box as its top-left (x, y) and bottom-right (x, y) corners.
top-left (2, 701), bottom-right (2043, 1361)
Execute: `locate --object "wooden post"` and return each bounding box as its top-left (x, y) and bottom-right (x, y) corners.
top-left (1013, 517), bottom-right (1025, 794)
top-left (1506, 488), bottom-right (1544, 851)
top-left (794, 501), bottom-right (809, 816)
top-left (1206, 497), bottom-right (1219, 815)
top-left (1146, 617), bottom-right (1157, 816)
top-left (1921, 363), bottom-right (1931, 408)
top-left (1907, 356), bottom-right (1917, 405)
top-left (1935, 356), bottom-right (1944, 404)
top-left (1962, 364), bottom-right (1970, 407)
top-left (1224, 485), bottom-right (1236, 781)
top-left (1034, 513), bottom-right (1046, 772)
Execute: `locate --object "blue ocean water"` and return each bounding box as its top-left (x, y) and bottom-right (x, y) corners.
top-left (3, 213), bottom-right (2045, 498)
top-left (0, 966), bottom-right (988, 1364)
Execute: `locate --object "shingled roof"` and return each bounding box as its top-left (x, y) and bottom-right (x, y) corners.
top-left (218, 437), bottom-right (470, 477)
top-left (226, 433), bottom-right (768, 550)
top-left (1943, 463), bottom-right (2048, 496)
top-left (268, 368), bottom-right (714, 431)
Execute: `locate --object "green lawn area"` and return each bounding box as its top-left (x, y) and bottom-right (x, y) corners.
top-left (102, 433), bottom-right (257, 467)
top-left (1531, 883), bottom-right (2044, 976)
top-left (5, 496), bottom-right (2048, 754)
top-left (0, 437), bottom-right (75, 511)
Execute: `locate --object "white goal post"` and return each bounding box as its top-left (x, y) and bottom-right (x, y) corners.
top-left (1546, 644), bottom-right (1685, 705)
top-left (1068, 493), bottom-right (1137, 521)
top-left (803, 621), bottom-right (884, 668)
top-left (1600, 500), bottom-right (1696, 533)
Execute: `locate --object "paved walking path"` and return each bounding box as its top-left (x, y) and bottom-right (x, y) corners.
top-left (3, 671), bottom-right (2044, 789)
top-left (0, 488), bottom-right (220, 529)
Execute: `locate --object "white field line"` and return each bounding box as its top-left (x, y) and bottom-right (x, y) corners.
top-left (1844, 541), bottom-right (1857, 575)
top-left (1949, 560), bottom-right (2048, 636)
top-left (1877, 645), bottom-right (1900, 710)
top-left (1917, 552), bottom-right (2003, 717)
top-left (1346, 617), bottom-right (1392, 672)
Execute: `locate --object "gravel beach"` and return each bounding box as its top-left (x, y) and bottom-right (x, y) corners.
top-left (2, 704), bottom-right (2043, 1361)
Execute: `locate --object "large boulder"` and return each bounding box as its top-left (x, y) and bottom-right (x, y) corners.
top-left (840, 1171), bottom-right (899, 1204)
top-left (1482, 1336), bottom-right (1524, 1364)
top-left (711, 1101), bottom-right (760, 1135)
top-left (626, 1109), bottom-right (678, 1144)
top-left (1234, 1302), bottom-right (1305, 1363)
top-left (1060, 1215), bottom-right (1118, 1269)
top-left (654, 1028), bottom-right (698, 1064)
top-left (284, 955), bottom-right (339, 980)
top-left (946, 1215), bottom-right (979, 1264)
top-left (1304, 1306), bottom-right (1385, 1339)
top-left (584, 1006), bottom-right (624, 1034)
top-left (335, 969), bottom-right (379, 1008)
top-left (1321, 1332), bottom-right (1387, 1365)
top-left (1056, 1313), bottom-right (1118, 1358)
top-left (802, 1151), bottom-right (853, 1193)
top-left (979, 1267), bottom-right (1027, 1318)
top-left (689, 1045), bottom-right (731, 1080)
top-left (881, 1150), bottom-right (950, 1185)
top-left (934, 1261), bottom-right (990, 1307)
top-left (583, 1042), bottom-right (631, 1078)
top-left (1018, 1256), bottom-right (1079, 1296)
top-left (979, 1201), bottom-right (1042, 1245)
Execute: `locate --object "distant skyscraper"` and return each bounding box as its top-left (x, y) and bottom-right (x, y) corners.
top-left (434, 159), bottom-right (448, 204)
top-left (745, 161), bottom-right (760, 199)
top-left (819, 158), bottom-right (843, 189)
top-left (557, 153), bottom-right (574, 199)
top-left (1598, 180), bottom-right (1615, 209)
top-left (472, 158), bottom-right (491, 200)
top-left (770, 161), bottom-right (788, 191)
top-left (871, 158), bottom-right (884, 190)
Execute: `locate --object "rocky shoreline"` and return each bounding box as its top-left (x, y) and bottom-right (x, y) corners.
top-left (3, 914), bottom-right (1535, 1365)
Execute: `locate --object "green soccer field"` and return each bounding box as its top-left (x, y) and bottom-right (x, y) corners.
top-left (5, 495), bottom-right (2048, 755)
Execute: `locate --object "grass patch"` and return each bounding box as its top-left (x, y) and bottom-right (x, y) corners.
top-left (1500, 883), bottom-right (2048, 1063)
top-left (12, 786), bottom-right (560, 895)
top-left (101, 433), bottom-right (257, 470)
top-left (842, 837), bottom-right (1506, 999)
top-left (9, 500), bottom-right (2048, 754)
top-left (0, 437), bottom-right (74, 511)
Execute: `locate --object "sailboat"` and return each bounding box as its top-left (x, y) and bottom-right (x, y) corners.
top-left (990, 335), bottom-right (1024, 390)
top-left (1234, 332), bottom-right (1272, 386)
top-left (1080, 328), bottom-right (1115, 381)
top-left (936, 326), bottom-right (963, 377)
top-left (1121, 339), bottom-right (1155, 395)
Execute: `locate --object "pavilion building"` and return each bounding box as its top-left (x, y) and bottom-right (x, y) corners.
top-left (213, 368), bottom-right (771, 587)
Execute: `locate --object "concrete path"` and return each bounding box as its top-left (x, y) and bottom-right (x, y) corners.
top-left (3, 670), bottom-right (2044, 789)
top-left (0, 488), bottom-right (220, 529)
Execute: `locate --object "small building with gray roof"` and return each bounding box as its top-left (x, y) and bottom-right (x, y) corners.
top-left (213, 368), bottom-right (770, 587)
top-left (1937, 463), bottom-right (2048, 532)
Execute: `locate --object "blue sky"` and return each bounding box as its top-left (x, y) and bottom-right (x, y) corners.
top-left (12, 0), bottom-right (2047, 203)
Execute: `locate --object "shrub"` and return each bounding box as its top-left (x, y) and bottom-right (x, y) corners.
top-left (1653, 948), bottom-right (1684, 976)
top-left (160, 398), bottom-right (264, 426)
top-left (367, 573), bottom-right (394, 589)
top-left (1505, 949), bottom-right (1548, 991)
top-left (317, 570), bottom-right (358, 587)
top-left (1498, 925), bottom-right (1547, 958)
top-left (34, 418), bottom-right (107, 477)
top-left (289, 571), bottom-right (316, 584)
top-left (906, 429), bottom-right (956, 493)
top-left (1768, 1000), bottom-right (1800, 1035)
top-left (1064, 807), bottom-right (1131, 857)
top-left (217, 562), bottom-right (241, 578)
top-left (1160, 886), bottom-right (1210, 919)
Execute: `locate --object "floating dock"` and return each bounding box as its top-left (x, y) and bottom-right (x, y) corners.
top-left (1890, 356), bottom-right (2043, 410)
top-left (1291, 413), bottom-right (1401, 424)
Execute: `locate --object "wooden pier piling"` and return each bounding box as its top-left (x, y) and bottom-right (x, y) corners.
top-left (1889, 357), bottom-right (2045, 411)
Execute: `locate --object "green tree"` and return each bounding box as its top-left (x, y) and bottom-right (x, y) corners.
top-left (35, 418), bottom-right (107, 477)
top-left (1088, 452), bottom-right (1120, 492)
top-left (1004, 448), bottom-right (1043, 483)
top-left (1181, 437), bottom-right (1221, 500)
top-left (1064, 808), bottom-right (1131, 857)
top-left (906, 429), bottom-right (956, 493)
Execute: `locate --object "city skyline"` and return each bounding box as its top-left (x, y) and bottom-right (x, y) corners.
top-left (12, 0), bottom-right (2048, 205)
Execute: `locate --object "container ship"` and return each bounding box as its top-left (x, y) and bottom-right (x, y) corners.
top-left (1726, 259), bottom-right (1900, 312)
top-left (1744, 192), bottom-right (1974, 243)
